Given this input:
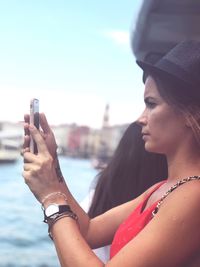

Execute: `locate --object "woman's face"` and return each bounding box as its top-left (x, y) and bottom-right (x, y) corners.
top-left (137, 76), bottom-right (188, 155)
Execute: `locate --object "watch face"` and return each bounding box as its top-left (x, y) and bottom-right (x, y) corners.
top-left (45, 204), bottom-right (59, 217)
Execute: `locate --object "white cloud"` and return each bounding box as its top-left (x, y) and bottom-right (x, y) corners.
top-left (102, 30), bottom-right (130, 48)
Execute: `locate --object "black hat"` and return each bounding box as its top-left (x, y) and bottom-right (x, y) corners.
top-left (136, 40), bottom-right (200, 95)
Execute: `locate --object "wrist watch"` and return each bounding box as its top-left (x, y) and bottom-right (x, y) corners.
top-left (44, 204), bottom-right (72, 221)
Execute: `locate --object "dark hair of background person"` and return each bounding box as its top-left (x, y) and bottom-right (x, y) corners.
top-left (88, 122), bottom-right (168, 218)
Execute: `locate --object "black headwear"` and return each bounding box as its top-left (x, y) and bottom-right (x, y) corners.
top-left (136, 40), bottom-right (200, 101)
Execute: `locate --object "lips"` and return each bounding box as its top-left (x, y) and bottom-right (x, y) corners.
top-left (142, 134), bottom-right (149, 141)
top-left (141, 132), bottom-right (150, 141)
top-left (141, 131), bottom-right (149, 136)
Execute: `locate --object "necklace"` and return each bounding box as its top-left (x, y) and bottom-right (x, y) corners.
top-left (152, 175), bottom-right (200, 217)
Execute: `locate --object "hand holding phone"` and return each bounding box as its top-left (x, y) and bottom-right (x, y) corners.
top-left (30, 98), bottom-right (40, 154)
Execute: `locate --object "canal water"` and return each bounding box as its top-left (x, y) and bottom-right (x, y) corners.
top-left (0, 156), bottom-right (98, 267)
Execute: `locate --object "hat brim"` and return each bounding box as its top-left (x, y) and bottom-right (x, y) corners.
top-left (136, 59), bottom-right (195, 88)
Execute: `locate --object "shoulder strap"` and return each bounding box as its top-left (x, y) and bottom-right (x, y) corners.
top-left (152, 175), bottom-right (200, 217)
top-left (148, 180), bottom-right (167, 197)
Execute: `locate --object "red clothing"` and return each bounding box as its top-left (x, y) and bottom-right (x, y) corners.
top-left (110, 181), bottom-right (166, 258)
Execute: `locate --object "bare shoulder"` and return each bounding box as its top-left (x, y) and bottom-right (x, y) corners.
top-left (160, 179), bottom-right (200, 214)
top-left (153, 179), bottom-right (200, 233)
top-left (106, 180), bottom-right (200, 267)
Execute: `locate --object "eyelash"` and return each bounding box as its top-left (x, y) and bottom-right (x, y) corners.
top-left (145, 101), bottom-right (156, 108)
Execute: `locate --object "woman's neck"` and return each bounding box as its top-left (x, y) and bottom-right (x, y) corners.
top-left (166, 143), bottom-right (200, 184)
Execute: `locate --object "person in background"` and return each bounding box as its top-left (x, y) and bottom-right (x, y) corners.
top-left (84, 121), bottom-right (167, 262)
top-left (22, 40), bottom-right (200, 266)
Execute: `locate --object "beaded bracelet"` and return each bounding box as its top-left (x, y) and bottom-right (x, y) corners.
top-left (41, 192), bottom-right (68, 208)
top-left (47, 211), bottom-right (79, 240)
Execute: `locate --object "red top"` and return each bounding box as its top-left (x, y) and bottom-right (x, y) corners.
top-left (110, 181), bottom-right (166, 258)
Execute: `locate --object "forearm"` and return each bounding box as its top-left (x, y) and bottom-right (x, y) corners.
top-left (51, 217), bottom-right (104, 267)
top-left (60, 184), bottom-right (92, 240)
top-left (51, 154), bottom-right (92, 241)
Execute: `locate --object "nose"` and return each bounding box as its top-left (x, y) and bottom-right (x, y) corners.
top-left (136, 110), bottom-right (147, 126)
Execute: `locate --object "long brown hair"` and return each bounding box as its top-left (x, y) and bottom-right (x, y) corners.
top-left (151, 73), bottom-right (200, 147)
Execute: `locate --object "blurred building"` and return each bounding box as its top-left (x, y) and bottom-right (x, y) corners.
top-left (51, 103), bottom-right (130, 164)
top-left (0, 121), bottom-right (23, 163)
top-left (0, 107), bottom-right (131, 163)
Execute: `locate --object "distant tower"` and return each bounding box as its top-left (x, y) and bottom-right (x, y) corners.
top-left (92, 103), bottom-right (111, 169)
top-left (97, 103), bottom-right (111, 164)
top-left (102, 103), bottom-right (110, 128)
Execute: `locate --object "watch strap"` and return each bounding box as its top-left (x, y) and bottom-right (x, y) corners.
top-left (58, 205), bottom-right (72, 214)
top-left (44, 204), bottom-right (72, 223)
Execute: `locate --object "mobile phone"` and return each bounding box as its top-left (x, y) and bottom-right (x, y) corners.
top-left (30, 98), bottom-right (39, 154)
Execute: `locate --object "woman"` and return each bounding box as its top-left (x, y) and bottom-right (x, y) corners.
top-left (85, 122), bottom-right (167, 262)
top-left (22, 40), bottom-right (200, 266)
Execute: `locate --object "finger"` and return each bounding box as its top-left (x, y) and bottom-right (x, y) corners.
top-left (29, 124), bottom-right (49, 155)
top-left (24, 114), bottom-right (30, 123)
top-left (21, 145), bottom-right (29, 156)
top-left (23, 161), bottom-right (37, 172)
top-left (23, 150), bottom-right (37, 163)
top-left (23, 163), bottom-right (31, 171)
top-left (40, 113), bottom-right (51, 134)
top-left (24, 121), bottom-right (30, 136)
top-left (23, 135), bottom-right (30, 149)
top-left (22, 146), bottom-right (30, 163)
top-left (40, 132), bottom-right (47, 140)
top-left (24, 158), bottom-right (29, 164)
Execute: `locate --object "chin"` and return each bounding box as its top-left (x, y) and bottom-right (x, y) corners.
top-left (144, 143), bottom-right (161, 153)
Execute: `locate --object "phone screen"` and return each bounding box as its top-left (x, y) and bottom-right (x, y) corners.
top-left (30, 98), bottom-right (39, 153)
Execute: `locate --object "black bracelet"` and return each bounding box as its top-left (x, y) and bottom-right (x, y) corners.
top-left (47, 211), bottom-right (79, 240)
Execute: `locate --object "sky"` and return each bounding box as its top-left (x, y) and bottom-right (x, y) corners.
top-left (0, 0), bottom-right (145, 128)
